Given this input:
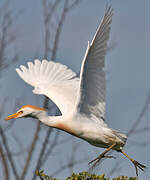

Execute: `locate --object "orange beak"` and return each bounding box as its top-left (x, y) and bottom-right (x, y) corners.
top-left (5, 112), bottom-right (22, 120)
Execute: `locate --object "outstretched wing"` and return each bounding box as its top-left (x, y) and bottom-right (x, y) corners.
top-left (76, 7), bottom-right (113, 119)
top-left (16, 59), bottom-right (79, 115)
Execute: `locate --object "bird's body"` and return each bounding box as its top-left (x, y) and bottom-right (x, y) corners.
top-left (5, 7), bottom-right (145, 176)
top-left (37, 109), bottom-right (126, 150)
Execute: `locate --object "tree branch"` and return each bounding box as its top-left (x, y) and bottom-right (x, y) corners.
top-left (41, 130), bottom-right (59, 166)
top-left (0, 126), bottom-right (19, 180)
top-left (0, 143), bottom-right (9, 180)
top-left (109, 94), bottom-right (150, 176)
top-left (127, 95), bottom-right (150, 137)
top-left (52, 157), bottom-right (88, 176)
top-left (32, 128), bottom-right (53, 180)
top-left (20, 121), bottom-right (41, 180)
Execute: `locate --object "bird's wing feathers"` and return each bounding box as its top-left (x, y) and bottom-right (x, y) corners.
top-left (16, 7), bottom-right (112, 119)
top-left (16, 59), bottom-right (79, 115)
top-left (76, 7), bottom-right (113, 119)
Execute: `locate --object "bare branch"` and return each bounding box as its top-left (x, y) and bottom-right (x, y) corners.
top-left (0, 143), bottom-right (9, 180)
top-left (128, 139), bottom-right (150, 147)
top-left (0, 126), bottom-right (19, 180)
top-left (30, 1), bottom-right (82, 179)
top-left (65, 0), bottom-right (80, 11)
top-left (108, 160), bottom-right (122, 176)
top-left (20, 121), bottom-right (41, 180)
top-left (32, 128), bottom-right (53, 180)
top-left (41, 130), bottom-right (60, 166)
top-left (12, 133), bottom-right (27, 160)
top-left (52, 157), bottom-right (88, 176)
top-left (128, 126), bottom-right (150, 135)
top-left (51, 0), bottom-right (68, 61)
top-left (68, 142), bottom-right (79, 174)
top-left (0, 1), bottom-right (20, 74)
top-left (127, 95), bottom-right (150, 137)
top-left (109, 95), bottom-right (150, 175)
top-left (43, 0), bottom-right (61, 59)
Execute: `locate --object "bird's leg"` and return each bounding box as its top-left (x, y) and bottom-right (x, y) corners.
top-left (88, 143), bottom-right (116, 168)
top-left (120, 150), bottom-right (146, 177)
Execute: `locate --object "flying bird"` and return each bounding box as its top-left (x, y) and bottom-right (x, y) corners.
top-left (5, 7), bottom-right (145, 176)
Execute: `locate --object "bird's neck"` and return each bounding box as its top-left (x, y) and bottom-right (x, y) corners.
top-left (37, 112), bottom-right (63, 128)
top-left (36, 112), bottom-right (77, 136)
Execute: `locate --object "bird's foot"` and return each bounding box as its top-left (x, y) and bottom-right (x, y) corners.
top-left (121, 150), bottom-right (146, 177)
top-left (88, 154), bottom-right (115, 171)
top-left (88, 144), bottom-right (116, 171)
top-left (88, 154), bottom-right (115, 165)
top-left (132, 160), bottom-right (146, 177)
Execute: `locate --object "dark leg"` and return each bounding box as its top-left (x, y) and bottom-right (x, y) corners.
top-left (88, 143), bottom-right (116, 168)
top-left (120, 150), bottom-right (146, 177)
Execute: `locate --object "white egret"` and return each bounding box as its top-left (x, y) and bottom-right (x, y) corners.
top-left (5, 7), bottom-right (145, 176)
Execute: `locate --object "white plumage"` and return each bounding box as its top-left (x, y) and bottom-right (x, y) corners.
top-left (6, 7), bottom-right (145, 176)
top-left (16, 60), bottom-right (79, 115)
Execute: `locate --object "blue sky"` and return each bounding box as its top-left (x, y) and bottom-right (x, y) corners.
top-left (1, 0), bottom-right (150, 179)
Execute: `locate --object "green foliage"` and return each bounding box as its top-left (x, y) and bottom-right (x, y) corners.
top-left (35, 170), bottom-right (138, 180)
top-left (66, 171), bottom-right (108, 180)
top-left (67, 172), bottom-right (138, 180)
top-left (35, 170), bottom-right (58, 180)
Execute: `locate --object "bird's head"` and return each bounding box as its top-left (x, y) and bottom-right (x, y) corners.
top-left (5, 105), bottom-right (47, 120)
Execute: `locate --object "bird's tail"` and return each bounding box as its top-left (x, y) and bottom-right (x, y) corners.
top-left (115, 131), bottom-right (127, 145)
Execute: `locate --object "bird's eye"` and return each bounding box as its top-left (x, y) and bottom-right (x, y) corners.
top-left (18, 110), bottom-right (23, 114)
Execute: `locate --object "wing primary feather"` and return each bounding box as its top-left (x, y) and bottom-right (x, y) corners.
top-left (76, 7), bottom-right (113, 121)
